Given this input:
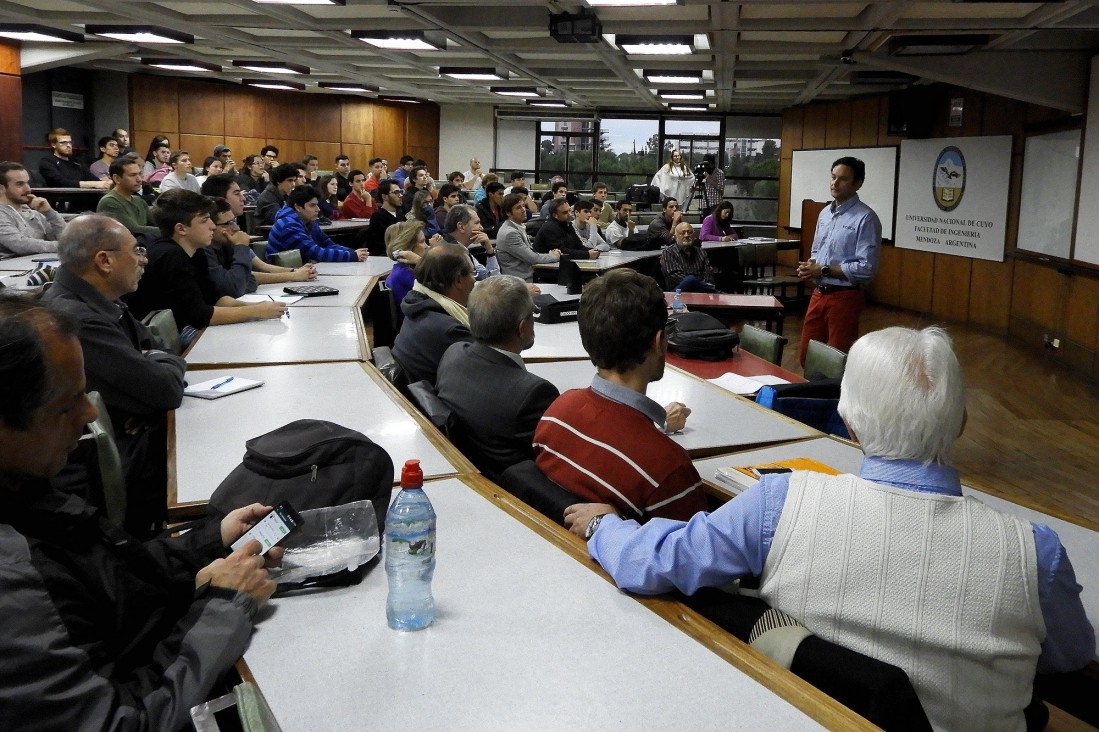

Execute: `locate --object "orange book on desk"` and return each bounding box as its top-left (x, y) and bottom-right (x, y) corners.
top-left (714, 457), bottom-right (842, 494)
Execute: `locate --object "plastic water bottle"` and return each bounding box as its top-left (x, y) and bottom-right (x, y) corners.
top-left (671, 288), bottom-right (687, 314)
top-left (385, 459), bottom-right (436, 631)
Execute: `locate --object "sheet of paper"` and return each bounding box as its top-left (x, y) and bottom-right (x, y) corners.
top-left (707, 372), bottom-right (789, 396)
top-left (184, 376), bottom-right (264, 400)
top-left (238, 294), bottom-right (303, 304)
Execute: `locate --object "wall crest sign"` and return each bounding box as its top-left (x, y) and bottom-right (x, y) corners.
top-left (933, 146), bottom-right (965, 212)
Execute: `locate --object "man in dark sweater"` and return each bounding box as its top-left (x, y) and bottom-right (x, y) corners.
top-left (533, 199), bottom-right (599, 260)
top-left (37, 128), bottom-right (110, 190)
top-left (255, 163), bottom-right (300, 227)
top-left (365, 179), bottom-right (403, 256)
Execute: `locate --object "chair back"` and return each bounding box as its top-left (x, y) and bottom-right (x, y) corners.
top-left (372, 346), bottom-right (409, 395)
top-left (739, 323), bottom-right (787, 365)
top-left (754, 242), bottom-right (778, 276)
top-left (141, 308), bottom-right (181, 355)
top-left (804, 339), bottom-right (848, 381)
top-left (250, 240), bottom-right (269, 261)
top-left (85, 391), bottom-right (127, 526)
top-left (369, 283), bottom-right (401, 349)
top-left (270, 249), bottom-right (303, 269)
top-left (499, 460), bottom-right (582, 526)
top-left (756, 379), bottom-right (849, 438)
top-left (406, 380), bottom-right (454, 433)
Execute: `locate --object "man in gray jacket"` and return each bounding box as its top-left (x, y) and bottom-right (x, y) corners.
top-left (0, 161), bottom-right (66, 256)
top-left (43, 215), bottom-right (187, 536)
top-left (496, 193), bottom-right (559, 282)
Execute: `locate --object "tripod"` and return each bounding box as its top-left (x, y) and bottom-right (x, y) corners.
top-left (681, 175), bottom-right (707, 216)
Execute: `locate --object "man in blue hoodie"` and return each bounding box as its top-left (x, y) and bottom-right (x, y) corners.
top-left (266, 186), bottom-right (369, 263)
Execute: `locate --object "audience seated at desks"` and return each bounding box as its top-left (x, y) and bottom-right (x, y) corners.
top-left (591, 182), bottom-right (614, 230)
top-left (533, 199), bottom-right (599, 260)
top-left (158, 151), bottom-right (201, 194)
top-left (384, 220), bottom-right (434, 312)
top-left (236, 154), bottom-right (268, 196)
top-left (256, 164), bottom-right (302, 228)
top-left (474, 181), bottom-right (506, 239)
top-left (366, 179), bottom-right (403, 256)
top-left (566, 325), bottom-right (1095, 731)
top-left (407, 189), bottom-right (441, 239)
top-left (38, 128), bottom-right (110, 189)
top-left (364, 158), bottom-right (386, 193)
top-left (142, 137), bottom-right (173, 185)
top-left (538, 181), bottom-right (569, 219)
top-left (212, 144), bottom-right (236, 176)
top-left (0, 296), bottom-right (278, 730)
top-left (699, 200), bottom-right (739, 242)
top-left (437, 275), bottom-right (559, 481)
top-left (195, 156), bottom-right (224, 188)
top-left (0, 161), bottom-right (66, 256)
top-left (97, 159), bottom-right (159, 240)
top-left (647, 196), bottom-right (682, 246)
top-left (88, 135), bottom-right (119, 181)
top-left (260, 145), bottom-right (280, 172)
top-left (126, 189), bottom-right (286, 339)
top-left (400, 166), bottom-right (433, 217)
top-left (42, 215), bottom-right (186, 537)
top-left (302, 154), bottom-right (319, 183)
top-left (604, 200), bottom-right (637, 246)
top-left (392, 155), bottom-right (414, 189)
top-left (503, 170), bottom-right (526, 195)
top-left (495, 192), bottom-right (560, 282)
top-left (572, 200), bottom-right (610, 252)
top-left (534, 269), bottom-right (705, 522)
top-left (334, 155), bottom-right (353, 200)
top-left (463, 158), bottom-right (483, 193)
top-left (470, 172), bottom-right (496, 204)
top-left (662, 222), bottom-right (717, 293)
top-left (340, 169), bottom-right (375, 220)
top-left (315, 174), bottom-right (343, 221)
top-left (444, 204), bottom-right (500, 280)
top-left (433, 183), bottom-right (463, 232)
top-left (266, 186), bottom-right (369, 264)
top-left (391, 243), bottom-right (474, 385)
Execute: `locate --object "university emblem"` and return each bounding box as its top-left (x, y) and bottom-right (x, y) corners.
top-left (932, 146), bottom-right (965, 212)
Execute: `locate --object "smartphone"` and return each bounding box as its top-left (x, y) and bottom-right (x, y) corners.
top-left (230, 501), bottom-right (304, 554)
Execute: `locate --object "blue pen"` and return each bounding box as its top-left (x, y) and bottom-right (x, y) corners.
top-left (209, 376), bottom-right (234, 390)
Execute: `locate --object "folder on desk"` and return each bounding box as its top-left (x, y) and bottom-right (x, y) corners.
top-left (714, 457), bottom-right (841, 494)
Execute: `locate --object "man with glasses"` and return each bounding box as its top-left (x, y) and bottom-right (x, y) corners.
top-left (236, 154), bottom-right (268, 196)
top-left (43, 214), bottom-right (186, 535)
top-left (0, 161), bottom-right (66, 255)
top-left (259, 145), bottom-right (280, 171)
top-left (38, 128), bottom-right (109, 189)
top-left (365, 179), bottom-right (404, 256)
top-left (436, 275), bottom-right (559, 481)
top-left (97, 159), bottom-right (160, 240)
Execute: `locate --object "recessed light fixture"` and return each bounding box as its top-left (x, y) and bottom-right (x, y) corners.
top-left (318, 82), bottom-right (379, 93)
top-left (587, 0), bottom-right (677, 5)
top-left (0, 24), bottom-right (83, 43)
top-left (888, 34), bottom-right (991, 57)
top-left (492, 87), bottom-right (543, 98)
top-left (242, 79), bottom-right (306, 91)
top-left (351, 31), bottom-right (443, 51)
top-left (643, 70), bottom-right (701, 85)
top-left (378, 95), bottom-right (425, 104)
top-left (141, 58), bottom-right (220, 73)
top-left (86, 25), bottom-right (193, 44)
top-left (616, 35), bottom-right (693, 55)
top-left (526, 100), bottom-right (569, 108)
top-left (256, 0), bottom-right (344, 4)
top-left (440, 66), bottom-right (507, 81)
top-left (232, 60), bottom-right (310, 75)
top-left (657, 89), bottom-right (705, 101)
top-left (666, 104), bottom-right (711, 112)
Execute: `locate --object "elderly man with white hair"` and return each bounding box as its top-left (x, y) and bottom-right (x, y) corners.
top-left (565, 326), bottom-right (1093, 731)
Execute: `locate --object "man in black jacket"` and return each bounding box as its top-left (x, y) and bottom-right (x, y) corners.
top-left (0, 295), bottom-right (277, 731)
top-left (255, 163), bottom-right (301, 227)
top-left (533, 199), bottom-right (599, 260)
top-left (37, 128), bottom-right (110, 190)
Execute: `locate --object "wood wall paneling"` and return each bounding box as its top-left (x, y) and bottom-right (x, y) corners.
top-left (372, 105), bottom-right (406, 164)
top-left (341, 101), bottom-right (374, 146)
top-left (177, 80), bottom-right (224, 136)
top-left (406, 110), bottom-right (439, 150)
top-left (131, 76), bottom-right (179, 135)
top-left (801, 105), bottom-right (828, 149)
top-left (407, 146), bottom-right (438, 175)
top-left (341, 143), bottom-right (373, 170)
top-left (876, 96), bottom-right (904, 147)
top-left (824, 103), bottom-right (851, 148)
top-left (267, 139), bottom-right (306, 166)
top-left (777, 162), bottom-right (791, 230)
top-left (1011, 259), bottom-right (1066, 330)
top-left (897, 248), bottom-right (935, 314)
top-left (178, 134), bottom-right (226, 163)
top-left (223, 88), bottom-right (265, 139)
top-left (849, 97), bottom-right (880, 147)
top-left (781, 107), bottom-right (804, 152)
top-left (952, 91), bottom-right (984, 138)
top-left (264, 93), bottom-right (311, 142)
top-left (0, 42), bottom-right (19, 75)
top-left (224, 137), bottom-right (266, 162)
top-left (931, 255), bottom-right (972, 323)
top-left (868, 244), bottom-right (902, 307)
top-left (308, 142), bottom-right (342, 171)
top-left (1063, 275), bottom-right (1099, 350)
top-left (0, 75), bottom-right (21, 161)
top-left (967, 258), bottom-right (1013, 331)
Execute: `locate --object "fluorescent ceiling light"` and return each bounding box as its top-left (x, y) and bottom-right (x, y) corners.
top-left (318, 82), bottom-right (378, 93)
top-left (0, 24), bottom-right (83, 43)
top-left (587, 0), bottom-right (677, 5)
top-left (379, 95), bottom-right (424, 104)
top-left (643, 70), bottom-right (701, 84)
top-left (142, 58), bottom-right (219, 72)
top-left (527, 100), bottom-right (568, 108)
top-left (616, 35), bottom-right (693, 55)
top-left (492, 87), bottom-right (542, 98)
top-left (351, 31), bottom-right (442, 51)
top-left (232, 60), bottom-right (309, 74)
top-left (86, 25), bottom-right (193, 43)
top-left (440, 66), bottom-right (506, 81)
top-left (657, 89), bottom-right (705, 100)
top-left (667, 104), bottom-right (710, 112)
top-left (243, 79), bottom-right (305, 91)
top-left (255, 0), bottom-right (344, 4)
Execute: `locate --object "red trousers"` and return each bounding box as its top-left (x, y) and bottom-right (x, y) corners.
top-left (798, 288), bottom-right (865, 366)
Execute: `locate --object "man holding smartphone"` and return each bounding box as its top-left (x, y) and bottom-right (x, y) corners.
top-left (0, 295), bottom-right (281, 730)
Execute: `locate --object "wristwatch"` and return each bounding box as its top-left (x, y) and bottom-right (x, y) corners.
top-left (820, 264), bottom-right (832, 278)
top-left (584, 513), bottom-right (610, 540)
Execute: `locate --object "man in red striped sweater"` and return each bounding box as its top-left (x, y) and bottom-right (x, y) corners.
top-left (533, 269), bottom-right (706, 523)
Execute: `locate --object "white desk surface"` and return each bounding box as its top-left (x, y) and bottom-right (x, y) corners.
top-left (173, 362), bottom-right (462, 506)
top-left (243, 477), bottom-right (822, 731)
top-left (695, 436), bottom-right (1099, 661)
top-left (533, 249), bottom-right (660, 273)
top-left (313, 258), bottom-right (393, 278)
top-left (526, 360), bottom-right (815, 455)
top-left (254, 275), bottom-right (374, 308)
top-left (185, 307), bottom-right (364, 368)
top-left (0, 253), bottom-right (59, 272)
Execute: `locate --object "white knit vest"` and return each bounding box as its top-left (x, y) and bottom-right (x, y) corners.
top-left (759, 472), bottom-right (1046, 732)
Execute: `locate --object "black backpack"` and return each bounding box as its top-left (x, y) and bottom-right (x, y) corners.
top-left (667, 311), bottom-right (739, 361)
top-left (208, 419), bottom-right (394, 537)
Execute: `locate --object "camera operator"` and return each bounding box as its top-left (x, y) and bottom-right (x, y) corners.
top-left (695, 154), bottom-right (724, 218)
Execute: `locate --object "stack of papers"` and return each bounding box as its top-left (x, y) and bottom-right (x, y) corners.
top-left (714, 457), bottom-right (842, 494)
top-left (184, 375), bottom-right (264, 400)
top-left (707, 372), bottom-right (790, 396)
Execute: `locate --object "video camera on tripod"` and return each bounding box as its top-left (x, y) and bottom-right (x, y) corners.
top-left (693, 160), bottom-right (714, 186)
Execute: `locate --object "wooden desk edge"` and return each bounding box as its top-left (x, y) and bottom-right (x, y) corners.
top-left (457, 473), bottom-right (879, 731)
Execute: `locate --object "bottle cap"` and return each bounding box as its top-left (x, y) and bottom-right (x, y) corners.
top-left (400, 459), bottom-right (423, 488)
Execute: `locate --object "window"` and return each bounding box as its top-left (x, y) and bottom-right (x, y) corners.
top-left (594, 117), bottom-right (659, 194)
top-left (724, 116), bottom-right (782, 224)
top-left (537, 120), bottom-right (595, 191)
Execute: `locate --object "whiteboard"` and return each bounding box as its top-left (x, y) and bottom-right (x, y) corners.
top-left (1073, 55), bottom-right (1099, 265)
top-left (1017, 129), bottom-right (1080, 260)
top-left (789, 146), bottom-right (898, 239)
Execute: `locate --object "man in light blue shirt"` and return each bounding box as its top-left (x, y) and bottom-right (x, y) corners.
top-left (795, 156), bottom-right (881, 365)
top-left (565, 326), bottom-right (1092, 730)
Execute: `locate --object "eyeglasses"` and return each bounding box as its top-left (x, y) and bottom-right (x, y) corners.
top-left (103, 246), bottom-right (147, 257)
top-left (215, 220), bottom-right (240, 230)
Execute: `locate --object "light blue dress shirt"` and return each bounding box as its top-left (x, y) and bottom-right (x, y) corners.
top-left (811, 193), bottom-right (881, 286)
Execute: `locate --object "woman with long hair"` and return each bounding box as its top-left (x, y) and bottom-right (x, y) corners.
top-left (314, 174), bottom-right (343, 221)
top-left (651, 148), bottom-right (693, 206)
top-left (384, 220), bottom-right (431, 310)
top-left (699, 200), bottom-right (738, 242)
top-left (407, 188), bottom-right (442, 238)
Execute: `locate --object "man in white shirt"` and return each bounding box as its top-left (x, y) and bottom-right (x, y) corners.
top-left (0, 161), bottom-right (66, 256)
top-left (157, 152), bottom-right (201, 193)
top-left (605, 200), bottom-right (637, 246)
